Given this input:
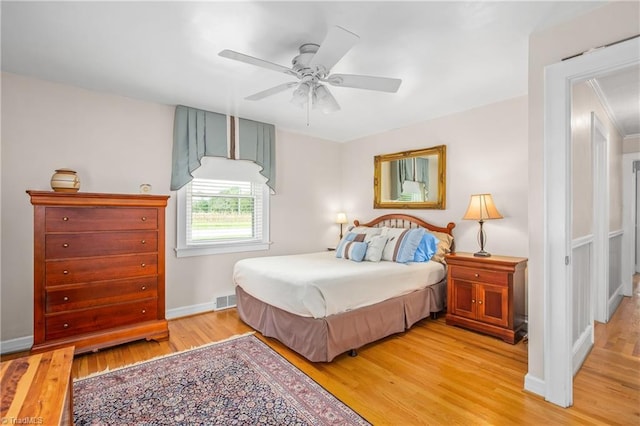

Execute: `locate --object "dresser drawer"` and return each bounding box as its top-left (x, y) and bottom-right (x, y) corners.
top-left (45, 253), bottom-right (158, 286)
top-left (46, 277), bottom-right (158, 313)
top-left (450, 266), bottom-right (508, 286)
top-left (46, 207), bottom-right (158, 232)
top-left (45, 299), bottom-right (158, 341)
top-left (46, 231), bottom-right (158, 259)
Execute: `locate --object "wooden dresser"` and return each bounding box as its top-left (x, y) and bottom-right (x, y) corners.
top-left (27, 191), bottom-right (170, 354)
top-left (445, 252), bottom-right (527, 344)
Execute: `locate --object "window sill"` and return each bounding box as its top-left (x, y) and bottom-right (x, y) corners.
top-left (174, 242), bottom-right (271, 258)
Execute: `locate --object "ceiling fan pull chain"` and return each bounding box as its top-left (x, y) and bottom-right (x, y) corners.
top-left (306, 93), bottom-right (310, 126)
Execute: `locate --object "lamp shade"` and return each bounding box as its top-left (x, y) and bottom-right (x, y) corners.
top-left (336, 212), bottom-right (348, 224)
top-left (462, 194), bottom-right (503, 221)
top-left (291, 82), bottom-right (311, 108)
top-left (313, 85), bottom-right (341, 113)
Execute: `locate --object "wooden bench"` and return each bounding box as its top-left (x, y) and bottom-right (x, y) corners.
top-left (1, 346), bottom-right (74, 426)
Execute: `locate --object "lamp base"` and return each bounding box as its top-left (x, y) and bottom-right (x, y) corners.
top-left (473, 250), bottom-right (491, 257)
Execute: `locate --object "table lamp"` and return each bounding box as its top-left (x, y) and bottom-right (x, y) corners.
top-left (462, 194), bottom-right (503, 257)
top-left (336, 212), bottom-right (348, 240)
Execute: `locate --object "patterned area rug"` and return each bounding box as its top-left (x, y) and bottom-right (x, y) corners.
top-left (74, 334), bottom-right (369, 425)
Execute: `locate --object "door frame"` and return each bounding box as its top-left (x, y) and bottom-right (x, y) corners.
top-left (543, 37), bottom-right (639, 408)
top-left (622, 153), bottom-right (640, 293)
top-left (591, 112), bottom-right (609, 323)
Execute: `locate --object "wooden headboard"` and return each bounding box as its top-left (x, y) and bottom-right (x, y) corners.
top-left (353, 213), bottom-right (455, 237)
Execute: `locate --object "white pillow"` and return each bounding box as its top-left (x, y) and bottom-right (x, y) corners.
top-left (350, 226), bottom-right (382, 242)
top-left (364, 235), bottom-right (389, 262)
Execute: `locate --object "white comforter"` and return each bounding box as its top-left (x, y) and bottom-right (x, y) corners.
top-left (233, 251), bottom-right (446, 318)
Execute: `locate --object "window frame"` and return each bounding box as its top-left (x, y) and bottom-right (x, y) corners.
top-left (175, 177), bottom-right (270, 258)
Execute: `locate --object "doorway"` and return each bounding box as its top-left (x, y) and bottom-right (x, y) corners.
top-left (543, 37), bottom-right (640, 408)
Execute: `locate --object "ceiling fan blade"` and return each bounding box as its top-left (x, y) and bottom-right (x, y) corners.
top-left (219, 49), bottom-right (296, 76)
top-left (326, 74), bottom-right (402, 93)
top-left (245, 82), bottom-right (299, 101)
top-left (308, 26), bottom-right (359, 74)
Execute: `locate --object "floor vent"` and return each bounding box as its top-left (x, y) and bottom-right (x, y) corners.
top-left (214, 294), bottom-right (237, 311)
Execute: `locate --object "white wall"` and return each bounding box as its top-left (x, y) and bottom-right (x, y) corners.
top-left (528, 0), bottom-right (640, 388)
top-left (623, 135), bottom-right (640, 153)
top-left (571, 80), bottom-right (624, 239)
top-left (0, 72), bottom-right (342, 344)
top-left (341, 96), bottom-right (529, 258)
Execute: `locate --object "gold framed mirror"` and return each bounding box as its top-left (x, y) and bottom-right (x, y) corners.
top-left (374, 145), bottom-right (446, 209)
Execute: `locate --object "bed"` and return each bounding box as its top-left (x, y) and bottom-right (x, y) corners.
top-left (233, 214), bottom-right (455, 362)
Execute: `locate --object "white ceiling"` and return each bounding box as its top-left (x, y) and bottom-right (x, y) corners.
top-left (1, 1), bottom-right (610, 142)
top-left (593, 64), bottom-right (640, 137)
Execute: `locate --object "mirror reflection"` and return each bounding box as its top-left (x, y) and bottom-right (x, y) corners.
top-left (374, 145), bottom-right (446, 209)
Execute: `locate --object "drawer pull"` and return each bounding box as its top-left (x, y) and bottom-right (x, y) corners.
top-left (141, 286), bottom-right (147, 290)
top-left (63, 323), bottom-right (69, 329)
top-left (141, 263), bottom-right (146, 267)
top-left (63, 270), bottom-right (69, 275)
top-left (141, 309), bottom-right (146, 314)
top-left (63, 296), bottom-right (69, 301)
top-left (141, 217), bottom-right (147, 221)
top-left (141, 240), bottom-right (146, 244)
top-left (62, 243), bottom-right (69, 248)
top-left (474, 273), bottom-right (479, 278)
top-left (471, 299), bottom-right (476, 303)
top-left (478, 300), bottom-right (483, 305)
top-left (62, 217), bottom-right (69, 221)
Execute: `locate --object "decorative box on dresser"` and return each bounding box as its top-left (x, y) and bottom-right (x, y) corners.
top-left (27, 191), bottom-right (170, 354)
top-left (445, 252), bottom-right (527, 344)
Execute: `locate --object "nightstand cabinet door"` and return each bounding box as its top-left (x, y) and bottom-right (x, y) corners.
top-left (476, 283), bottom-right (509, 328)
top-left (445, 253), bottom-right (527, 344)
top-left (450, 279), bottom-right (476, 319)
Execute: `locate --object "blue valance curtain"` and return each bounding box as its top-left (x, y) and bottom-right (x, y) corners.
top-left (238, 118), bottom-right (275, 192)
top-left (170, 105), bottom-right (276, 192)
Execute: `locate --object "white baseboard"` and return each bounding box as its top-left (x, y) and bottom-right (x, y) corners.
top-left (524, 373), bottom-right (545, 397)
top-left (0, 335), bottom-right (33, 355)
top-left (1, 302), bottom-right (218, 355)
top-left (572, 324), bottom-right (594, 375)
top-left (166, 302), bottom-right (216, 320)
top-left (607, 286), bottom-right (624, 320)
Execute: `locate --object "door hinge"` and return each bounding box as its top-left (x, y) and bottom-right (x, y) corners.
top-left (565, 256), bottom-right (570, 265)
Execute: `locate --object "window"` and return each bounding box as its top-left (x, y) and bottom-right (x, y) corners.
top-left (175, 158), bottom-right (270, 257)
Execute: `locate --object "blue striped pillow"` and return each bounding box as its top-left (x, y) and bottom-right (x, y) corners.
top-left (337, 240), bottom-right (368, 262)
top-left (336, 232), bottom-right (365, 258)
top-left (381, 228), bottom-right (426, 263)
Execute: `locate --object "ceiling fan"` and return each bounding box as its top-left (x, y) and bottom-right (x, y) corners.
top-left (218, 26), bottom-right (402, 113)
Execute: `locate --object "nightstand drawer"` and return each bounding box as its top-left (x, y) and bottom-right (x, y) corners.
top-left (450, 266), bottom-right (508, 286)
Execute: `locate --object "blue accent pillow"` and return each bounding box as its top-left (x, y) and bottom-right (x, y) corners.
top-left (337, 241), bottom-right (368, 262)
top-left (382, 228), bottom-right (426, 263)
top-left (413, 232), bottom-right (440, 262)
top-left (336, 232), bottom-right (365, 258)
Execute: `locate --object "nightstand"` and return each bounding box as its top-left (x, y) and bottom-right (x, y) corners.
top-left (445, 252), bottom-right (527, 344)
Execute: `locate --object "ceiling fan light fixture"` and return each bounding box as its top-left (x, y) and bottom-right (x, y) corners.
top-left (291, 82), bottom-right (311, 108)
top-left (313, 85), bottom-right (340, 113)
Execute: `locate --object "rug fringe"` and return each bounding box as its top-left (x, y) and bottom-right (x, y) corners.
top-left (75, 331), bottom-right (256, 381)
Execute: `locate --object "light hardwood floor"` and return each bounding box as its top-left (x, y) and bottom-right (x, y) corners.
top-left (4, 277), bottom-right (638, 425)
